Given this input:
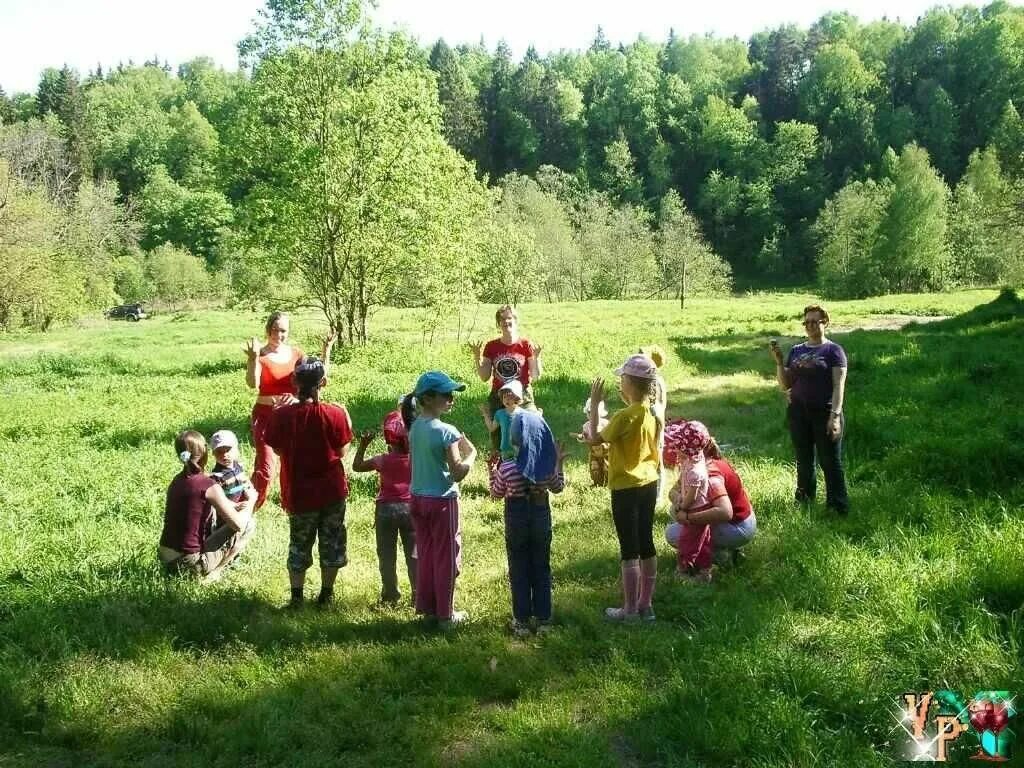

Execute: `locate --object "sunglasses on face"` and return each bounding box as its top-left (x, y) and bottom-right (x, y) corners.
top-left (803, 319), bottom-right (824, 327)
top-left (425, 391), bottom-right (455, 402)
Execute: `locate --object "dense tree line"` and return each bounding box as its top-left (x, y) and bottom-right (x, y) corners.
top-left (1, 0), bottom-right (1022, 332)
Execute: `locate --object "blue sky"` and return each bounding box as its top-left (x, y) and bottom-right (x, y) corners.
top-left (1, 0), bottom-right (947, 94)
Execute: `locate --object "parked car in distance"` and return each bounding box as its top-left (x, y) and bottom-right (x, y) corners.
top-left (105, 304), bottom-right (147, 321)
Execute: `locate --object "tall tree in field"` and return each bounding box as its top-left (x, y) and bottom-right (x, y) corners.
top-left (428, 40), bottom-right (485, 162)
top-left (815, 178), bottom-right (891, 298)
top-left (991, 100), bottom-right (1024, 180)
top-left (799, 42), bottom-right (878, 186)
top-left (953, 6), bottom-right (1024, 160)
top-left (232, 0), bottom-right (486, 343)
top-left (747, 25), bottom-right (808, 125)
top-left (656, 189), bottom-right (732, 307)
top-left (35, 68), bottom-right (64, 117)
top-left (872, 143), bottom-right (950, 293)
top-left (948, 147), bottom-right (1022, 285)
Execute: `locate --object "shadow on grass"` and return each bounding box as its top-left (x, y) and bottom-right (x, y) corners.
top-left (4, 292), bottom-right (1024, 766)
top-left (671, 288), bottom-right (1024, 493)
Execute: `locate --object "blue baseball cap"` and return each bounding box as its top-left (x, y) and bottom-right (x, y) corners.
top-left (414, 371), bottom-right (467, 397)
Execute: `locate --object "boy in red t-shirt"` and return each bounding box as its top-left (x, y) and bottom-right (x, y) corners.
top-left (469, 305), bottom-right (543, 450)
top-left (264, 356), bottom-right (353, 609)
top-left (352, 408), bottom-right (416, 606)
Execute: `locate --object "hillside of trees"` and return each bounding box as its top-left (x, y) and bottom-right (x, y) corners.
top-left (1, 0), bottom-right (1023, 334)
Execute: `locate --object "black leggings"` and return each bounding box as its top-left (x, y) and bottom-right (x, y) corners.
top-left (611, 482), bottom-right (658, 561)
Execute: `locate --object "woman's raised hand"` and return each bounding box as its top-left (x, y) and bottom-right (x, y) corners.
top-left (769, 339), bottom-right (784, 366)
top-left (322, 329), bottom-right (338, 354)
top-left (589, 377), bottom-right (606, 406)
top-left (532, 342), bottom-right (543, 358)
top-left (468, 340), bottom-right (484, 360)
top-left (243, 337), bottom-right (260, 358)
top-left (359, 429), bottom-right (376, 444)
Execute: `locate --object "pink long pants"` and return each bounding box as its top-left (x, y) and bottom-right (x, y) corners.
top-left (410, 495), bottom-right (461, 621)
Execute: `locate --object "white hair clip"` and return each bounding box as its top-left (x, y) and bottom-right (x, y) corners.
top-left (179, 450), bottom-right (191, 463)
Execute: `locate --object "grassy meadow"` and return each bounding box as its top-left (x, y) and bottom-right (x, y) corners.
top-left (1, 288), bottom-right (1022, 767)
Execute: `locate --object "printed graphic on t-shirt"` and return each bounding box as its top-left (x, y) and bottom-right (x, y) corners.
top-left (791, 350), bottom-right (829, 370)
top-left (493, 354), bottom-right (522, 383)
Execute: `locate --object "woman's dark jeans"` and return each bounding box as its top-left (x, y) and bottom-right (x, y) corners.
top-left (787, 403), bottom-right (849, 513)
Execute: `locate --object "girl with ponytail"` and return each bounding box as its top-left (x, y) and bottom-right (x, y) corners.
top-left (158, 430), bottom-right (256, 581)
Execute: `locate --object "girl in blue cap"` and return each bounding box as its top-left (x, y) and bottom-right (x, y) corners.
top-left (402, 371), bottom-right (477, 629)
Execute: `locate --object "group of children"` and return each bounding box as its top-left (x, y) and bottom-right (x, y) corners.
top-left (162, 345), bottom-right (741, 631)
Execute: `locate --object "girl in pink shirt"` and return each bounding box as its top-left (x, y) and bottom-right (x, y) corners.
top-left (352, 407), bottom-right (416, 605)
top-left (664, 420), bottom-right (716, 582)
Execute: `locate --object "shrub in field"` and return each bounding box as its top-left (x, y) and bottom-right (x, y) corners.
top-left (230, 0), bottom-right (487, 345)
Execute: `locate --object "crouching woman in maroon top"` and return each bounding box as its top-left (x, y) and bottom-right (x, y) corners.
top-left (265, 356), bottom-right (353, 609)
top-left (158, 430), bottom-right (256, 582)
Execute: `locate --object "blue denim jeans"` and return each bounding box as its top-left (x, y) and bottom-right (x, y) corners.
top-left (504, 494), bottom-right (553, 622)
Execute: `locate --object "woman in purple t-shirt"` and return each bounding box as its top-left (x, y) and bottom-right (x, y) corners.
top-left (769, 304), bottom-right (850, 514)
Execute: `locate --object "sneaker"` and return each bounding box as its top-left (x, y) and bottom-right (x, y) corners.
top-left (535, 621), bottom-right (555, 636)
top-left (509, 619), bottom-right (532, 638)
top-left (439, 610), bottom-right (469, 630)
top-left (315, 590), bottom-right (334, 609)
top-left (284, 594), bottom-right (305, 611)
top-left (638, 607), bottom-right (656, 622)
top-left (604, 606), bottom-right (640, 622)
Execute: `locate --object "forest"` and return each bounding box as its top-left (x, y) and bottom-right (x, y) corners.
top-left (1, 0), bottom-right (1023, 337)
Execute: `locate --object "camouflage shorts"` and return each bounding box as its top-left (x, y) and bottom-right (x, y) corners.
top-left (288, 500), bottom-right (348, 572)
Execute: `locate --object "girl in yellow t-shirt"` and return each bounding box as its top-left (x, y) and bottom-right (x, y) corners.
top-left (585, 354), bottom-right (663, 622)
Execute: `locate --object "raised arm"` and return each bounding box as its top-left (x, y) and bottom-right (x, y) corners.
top-left (529, 342), bottom-right (543, 382)
top-left (770, 341), bottom-right (791, 392)
top-left (478, 403), bottom-right (498, 433)
top-left (584, 378), bottom-right (608, 446)
top-left (319, 329), bottom-right (337, 374)
top-left (206, 483), bottom-right (253, 532)
top-left (469, 341), bottom-right (492, 382)
top-left (351, 430), bottom-right (376, 473)
top-left (244, 337), bottom-right (261, 390)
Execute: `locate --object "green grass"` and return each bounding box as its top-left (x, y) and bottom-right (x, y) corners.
top-left (1, 287), bottom-right (1022, 767)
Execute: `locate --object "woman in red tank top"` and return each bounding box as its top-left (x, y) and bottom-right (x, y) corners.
top-left (244, 311), bottom-right (336, 509)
